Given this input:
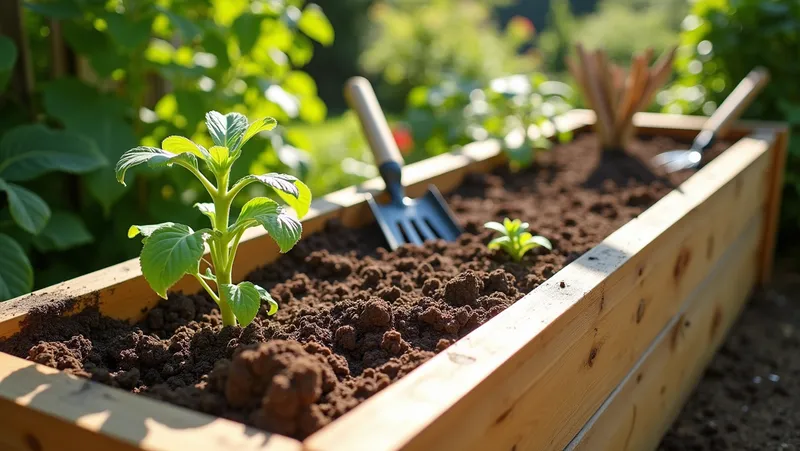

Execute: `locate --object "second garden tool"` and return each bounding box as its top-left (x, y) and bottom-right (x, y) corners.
top-left (344, 76), bottom-right (462, 250)
top-left (652, 67), bottom-right (770, 172)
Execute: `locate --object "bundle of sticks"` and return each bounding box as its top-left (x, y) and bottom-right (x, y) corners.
top-left (566, 44), bottom-right (676, 151)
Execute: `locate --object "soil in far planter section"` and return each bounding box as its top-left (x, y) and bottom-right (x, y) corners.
top-left (0, 133), bottom-right (731, 440)
top-left (659, 263), bottom-right (800, 451)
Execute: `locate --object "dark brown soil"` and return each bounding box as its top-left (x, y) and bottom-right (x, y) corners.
top-left (0, 133), bottom-right (730, 440)
top-left (659, 263), bottom-right (800, 451)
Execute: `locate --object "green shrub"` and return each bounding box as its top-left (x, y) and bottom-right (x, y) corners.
top-left (661, 0), bottom-right (800, 241)
top-left (359, 0), bottom-right (537, 112)
top-left (0, 0), bottom-right (334, 299)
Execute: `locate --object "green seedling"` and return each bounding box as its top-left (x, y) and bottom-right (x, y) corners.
top-left (485, 218), bottom-right (552, 262)
top-left (116, 111), bottom-right (311, 327)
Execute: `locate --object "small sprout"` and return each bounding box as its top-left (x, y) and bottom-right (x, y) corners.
top-left (116, 111), bottom-right (311, 327)
top-left (485, 218), bottom-right (552, 262)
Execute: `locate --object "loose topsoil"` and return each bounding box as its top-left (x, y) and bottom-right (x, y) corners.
top-left (659, 263), bottom-right (800, 451)
top-left (0, 134), bottom-right (730, 440)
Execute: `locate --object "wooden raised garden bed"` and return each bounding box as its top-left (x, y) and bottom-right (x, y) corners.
top-left (0, 110), bottom-right (788, 451)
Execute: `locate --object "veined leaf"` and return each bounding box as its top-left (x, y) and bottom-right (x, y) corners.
top-left (0, 233), bottom-right (33, 301)
top-left (194, 202), bottom-right (216, 223)
top-left (238, 173), bottom-right (312, 218)
top-left (220, 281), bottom-right (262, 326)
top-left (32, 211), bottom-right (93, 252)
top-left (205, 111), bottom-right (247, 150)
top-left (241, 117), bottom-right (277, 146)
top-left (0, 124), bottom-right (107, 182)
top-left (139, 224), bottom-right (208, 299)
top-left (115, 146), bottom-right (198, 185)
top-left (128, 222), bottom-right (176, 239)
top-left (236, 197), bottom-right (302, 253)
top-left (162, 135), bottom-right (209, 159)
top-left (0, 178), bottom-right (50, 234)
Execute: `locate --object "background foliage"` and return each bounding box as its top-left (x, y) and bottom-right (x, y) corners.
top-left (661, 0), bottom-right (800, 243)
top-left (0, 0), bottom-right (334, 298)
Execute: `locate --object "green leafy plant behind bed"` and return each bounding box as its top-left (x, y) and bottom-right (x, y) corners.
top-left (485, 218), bottom-right (552, 262)
top-left (116, 111), bottom-right (312, 327)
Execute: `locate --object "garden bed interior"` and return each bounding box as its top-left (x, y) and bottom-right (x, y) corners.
top-left (0, 110), bottom-right (787, 451)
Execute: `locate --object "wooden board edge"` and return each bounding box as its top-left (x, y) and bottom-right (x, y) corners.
top-left (757, 127), bottom-right (790, 284)
top-left (0, 353), bottom-right (302, 451)
top-left (565, 210), bottom-right (761, 451)
top-left (302, 131), bottom-right (777, 451)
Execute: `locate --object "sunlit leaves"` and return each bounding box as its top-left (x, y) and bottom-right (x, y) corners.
top-left (236, 197), bottom-right (302, 253)
top-left (298, 4), bottom-right (334, 46)
top-left (485, 218), bottom-right (553, 262)
top-left (139, 224), bottom-right (208, 299)
top-left (220, 281), bottom-right (276, 327)
top-left (162, 135), bottom-right (209, 159)
top-left (205, 111), bottom-right (248, 150)
top-left (0, 233), bottom-right (33, 301)
top-left (194, 202), bottom-right (216, 224)
top-left (242, 117), bottom-right (278, 146)
top-left (127, 222), bottom-right (176, 239)
top-left (116, 146), bottom-right (198, 185)
top-left (237, 173), bottom-right (312, 218)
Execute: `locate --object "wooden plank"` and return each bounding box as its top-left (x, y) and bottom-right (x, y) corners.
top-left (0, 109), bottom-right (592, 338)
top-left (0, 354), bottom-right (302, 451)
top-left (304, 131), bottom-right (777, 451)
top-left (566, 213), bottom-right (762, 451)
top-left (758, 127), bottom-right (789, 283)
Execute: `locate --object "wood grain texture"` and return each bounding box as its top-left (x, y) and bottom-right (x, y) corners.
top-left (0, 354), bottom-right (302, 451)
top-left (566, 214), bottom-right (762, 451)
top-left (759, 127), bottom-right (789, 283)
top-left (304, 132), bottom-right (776, 451)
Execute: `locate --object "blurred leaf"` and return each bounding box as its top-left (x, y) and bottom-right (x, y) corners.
top-left (233, 13), bottom-right (263, 55)
top-left (0, 178), bottom-right (50, 235)
top-left (0, 124), bottom-right (106, 182)
top-left (42, 79), bottom-right (137, 211)
top-left (0, 233), bottom-right (32, 300)
top-left (32, 211), bottom-right (93, 252)
top-left (288, 35), bottom-right (314, 67)
top-left (0, 36), bottom-right (17, 92)
top-left (299, 95), bottom-right (326, 123)
top-left (23, 0), bottom-right (82, 19)
top-left (104, 13), bottom-right (152, 50)
top-left (156, 7), bottom-right (202, 41)
top-left (298, 4), bottom-right (333, 46)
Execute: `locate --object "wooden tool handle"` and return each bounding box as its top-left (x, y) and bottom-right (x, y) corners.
top-left (344, 76), bottom-right (404, 167)
top-left (704, 67), bottom-right (770, 136)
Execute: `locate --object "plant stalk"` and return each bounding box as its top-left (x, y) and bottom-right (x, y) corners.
top-left (212, 170), bottom-right (237, 326)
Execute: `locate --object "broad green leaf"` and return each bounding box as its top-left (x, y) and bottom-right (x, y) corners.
top-left (104, 13), bottom-right (152, 50)
top-left (22, 0), bottom-right (82, 19)
top-left (208, 146), bottom-right (230, 169)
top-left (0, 233), bottom-right (32, 300)
top-left (0, 124), bottom-right (106, 182)
top-left (128, 222), bottom-right (176, 239)
top-left (220, 281), bottom-right (262, 326)
top-left (0, 178), bottom-right (50, 234)
top-left (254, 284), bottom-right (279, 316)
top-left (32, 211), bottom-right (93, 252)
top-left (0, 36), bottom-right (17, 92)
top-left (194, 202), bottom-right (216, 223)
top-left (298, 4), bottom-right (334, 46)
top-left (241, 117), bottom-right (277, 146)
top-left (239, 173), bottom-right (312, 218)
top-left (115, 146), bottom-right (198, 185)
top-left (205, 111), bottom-right (248, 150)
top-left (139, 224), bottom-right (207, 299)
top-left (42, 78), bottom-right (136, 211)
top-left (236, 197), bottom-right (302, 252)
top-left (162, 136), bottom-right (209, 159)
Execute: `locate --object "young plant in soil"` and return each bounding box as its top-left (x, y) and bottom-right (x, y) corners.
top-left (485, 218), bottom-right (552, 262)
top-left (115, 111), bottom-right (312, 327)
